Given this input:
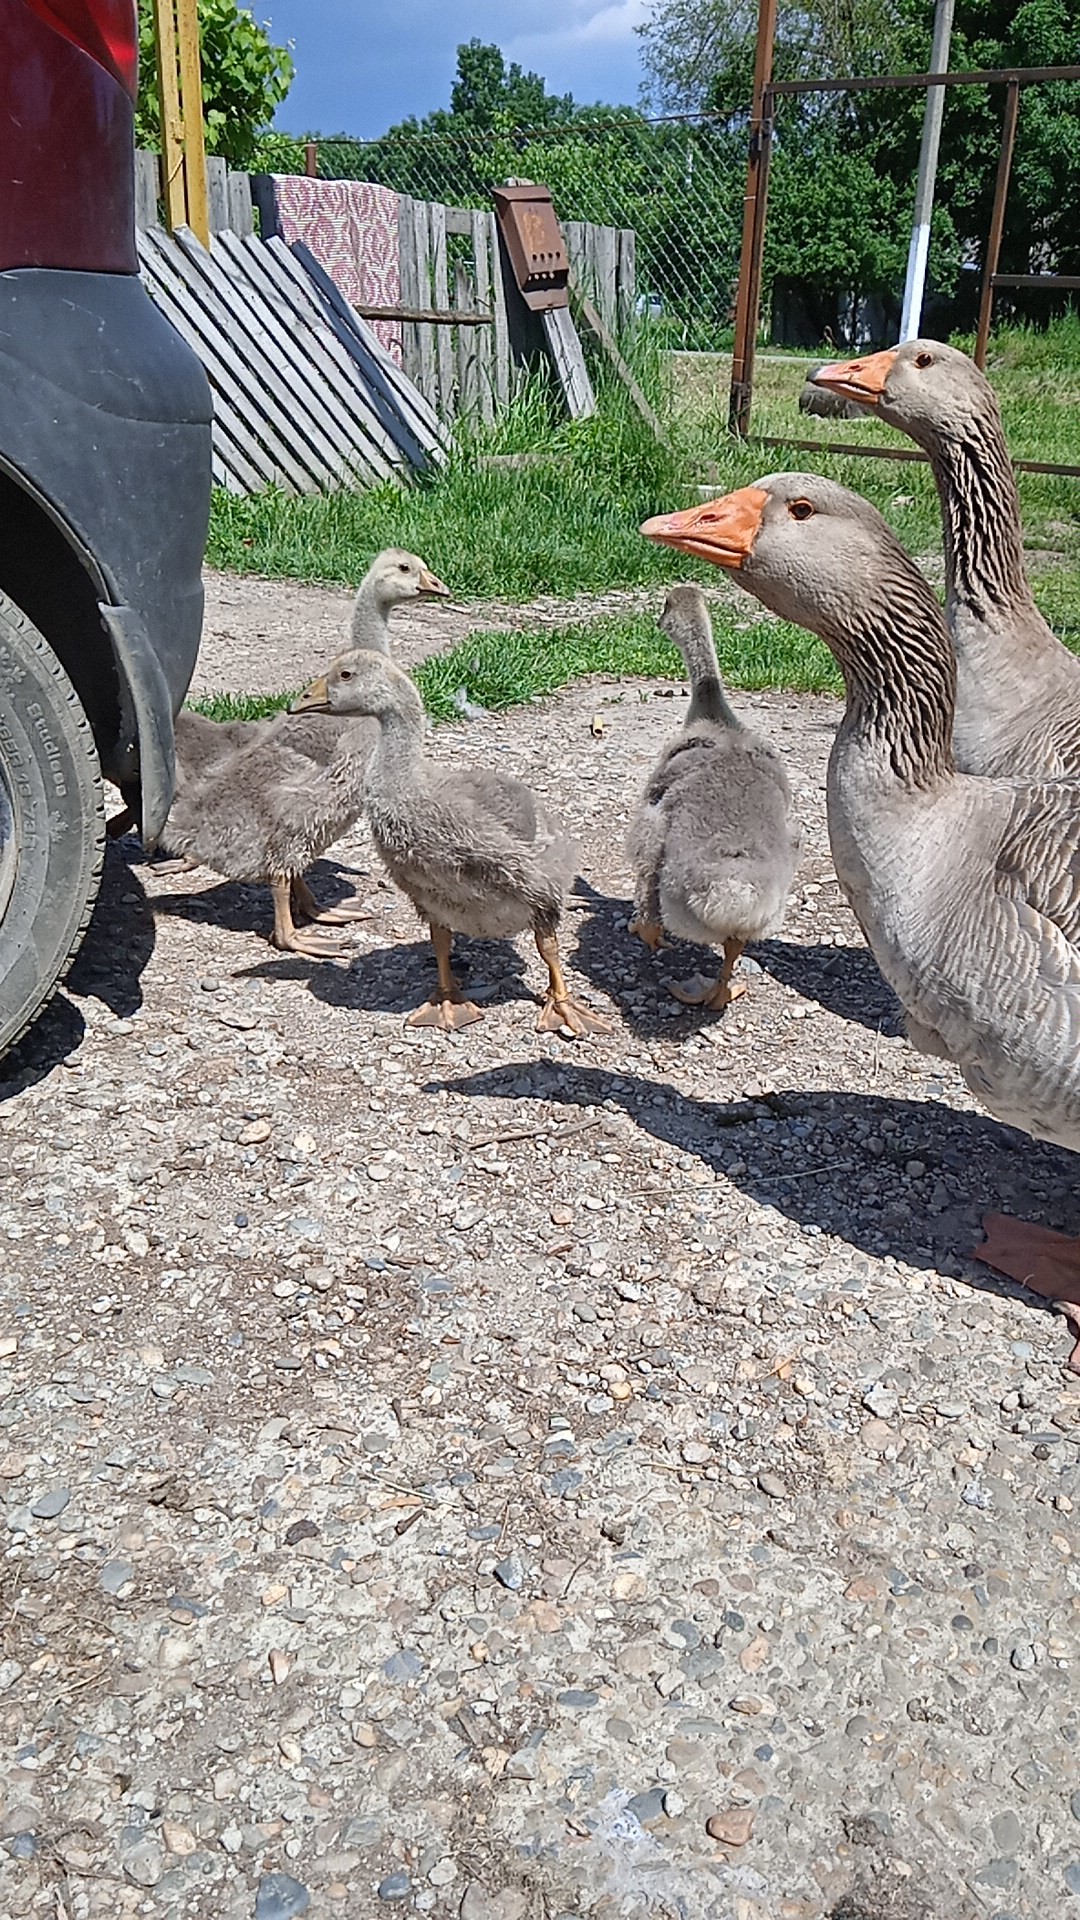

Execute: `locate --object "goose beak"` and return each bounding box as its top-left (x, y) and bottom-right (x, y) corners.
top-left (290, 674), bottom-right (330, 714)
top-left (419, 568), bottom-right (451, 597)
top-left (640, 487), bottom-right (768, 569)
top-left (811, 346), bottom-right (896, 404)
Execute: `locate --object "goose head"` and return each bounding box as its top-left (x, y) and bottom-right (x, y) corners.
top-left (808, 339), bottom-right (999, 444)
top-left (658, 581), bottom-right (712, 652)
top-left (364, 548), bottom-right (450, 612)
top-left (291, 648), bottom-right (425, 723)
top-left (642, 473), bottom-right (912, 639)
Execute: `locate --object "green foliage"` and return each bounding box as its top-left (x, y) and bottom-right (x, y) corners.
top-left (136, 0), bottom-right (294, 169)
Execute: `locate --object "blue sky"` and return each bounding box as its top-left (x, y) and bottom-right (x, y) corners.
top-left (259, 0), bottom-right (649, 141)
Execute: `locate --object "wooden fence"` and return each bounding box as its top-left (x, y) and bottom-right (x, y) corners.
top-left (136, 154), bottom-right (635, 427)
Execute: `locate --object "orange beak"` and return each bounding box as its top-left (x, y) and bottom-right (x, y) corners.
top-left (640, 487), bottom-right (768, 569)
top-left (811, 346), bottom-right (896, 405)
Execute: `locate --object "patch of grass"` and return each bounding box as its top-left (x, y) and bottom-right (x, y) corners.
top-left (188, 605), bottom-right (841, 728)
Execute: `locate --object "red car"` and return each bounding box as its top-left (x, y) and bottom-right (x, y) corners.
top-left (0, 0), bottom-right (212, 1056)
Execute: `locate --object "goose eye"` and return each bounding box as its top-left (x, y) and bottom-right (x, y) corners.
top-left (340, 669), bottom-right (354, 681)
top-left (915, 351), bottom-right (933, 369)
top-left (399, 563), bottom-right (410, 573)
top-left (788, 499), bottom-right (814, 521)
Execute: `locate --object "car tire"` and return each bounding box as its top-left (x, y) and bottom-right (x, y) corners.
top-left (0, 590), bottom-right (105, 1061)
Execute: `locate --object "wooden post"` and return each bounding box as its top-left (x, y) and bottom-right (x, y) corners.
top-left (728, 0), bottom-right (778, 436)
top-left (153, 0), bottom-right (186, 232)
top-left (176, 0), bottom-right (209, 245)
top-left (974, 77), bottom-right (1021, 370)
top-left (150, 0), bottom-right (210, 244)
top-left (305, 142), bottom-right (319, 177)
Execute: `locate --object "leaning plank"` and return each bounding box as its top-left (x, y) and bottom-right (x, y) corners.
top-left (155, 227), bottom-right (349, 490)
top-left (470, 209), bottom-right (495, 424)
top-left (541, 305), bottom-right (596, 419)
top-left (212, 230), bottom-right (402, 481)
top-left (429, 201), bottom-right (455, 418)
top-left (266, 238), bottom-right (446, 472)
top-left (137, 228), bottom-right (309, 489)
top-left (173, 225), bottom-right (389, 484)
top-left (571, 280), bottom-right (667, 443)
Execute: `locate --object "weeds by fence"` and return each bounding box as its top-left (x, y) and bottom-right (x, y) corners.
top-left (255, 117), bottom-right (747, 352)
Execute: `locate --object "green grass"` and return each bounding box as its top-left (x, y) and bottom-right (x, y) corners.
top-left (205, 315), bottom-right (1080, 702)
top-left (188, 606), bottom-right (841, 726)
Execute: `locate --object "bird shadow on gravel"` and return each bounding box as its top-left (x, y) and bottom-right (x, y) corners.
top-left (247, 935), bottom-right (536, 1020)
top-left (428, 1058), bottom-right (1080, 1335)
top-left (753, 938), bottom-right (905, 1037)
top-left (148, 857), bottom-right (374, 944)
top-left (0, 842), bottom-right (155, 1103)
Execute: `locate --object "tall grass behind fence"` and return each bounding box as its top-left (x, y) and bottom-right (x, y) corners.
top-left (256, 118), bottom-right (747, 352)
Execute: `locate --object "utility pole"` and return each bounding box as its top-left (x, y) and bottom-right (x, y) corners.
top-left (728, 0), bottom-right (778, 435)
top-left (152, 0), bottom-right (210, 245)
top-left (899, 0), bottom-right (954, 342)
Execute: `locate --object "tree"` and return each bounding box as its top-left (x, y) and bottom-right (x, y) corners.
top-left (136, 0), bottom-right (294, 169)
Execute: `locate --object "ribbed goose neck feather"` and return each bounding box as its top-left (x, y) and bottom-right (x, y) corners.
top-left (928, 413), bottom-right (1035, 620)
top-left (675, 616), bottom-right (741, 729)
top-left (825, 555), bottom-right (956, 789)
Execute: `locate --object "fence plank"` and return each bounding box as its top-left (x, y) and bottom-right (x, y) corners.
top-left (618, 227), bottom-right (636, 329)
top-left (594, 224), bottom-right (619, 333)
top-left (135, 150), bottom-right (160, 231)
top-left (429, 201), bottom-right (455, 418)
top-left (489, 214), bottom-right (512, 406)
top-left (470, 209), bottom-right (495, 424)
top-left (394, 196), bottom-right (419, 388)
top-left (410, 198), bottom-right (436, 409)
top-left (206, 156), bottom-right (229, 234)
top-left (227, 170), bottom-right (255, 236)
top-left (453, 258), bottom-right (478, 420)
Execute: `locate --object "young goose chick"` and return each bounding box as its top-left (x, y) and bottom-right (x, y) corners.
top-left (163, 689), bottom-right (378, 959)
top-left (292, 651), bottom-right (612, 1037)
top-left (810, 340), bottom-right (1080, 779)
top-left (643, 473), bottom-right (1080, 1368)
top-left (627, 584), bottom-right (800, 1009)
top-left (110, 549), bottom-right (450, 892)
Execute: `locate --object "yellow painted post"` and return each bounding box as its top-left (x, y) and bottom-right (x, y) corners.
top-left (175, 0), bottom-right (210, 245)
top-left (153, 0), bottom-right (186, 231)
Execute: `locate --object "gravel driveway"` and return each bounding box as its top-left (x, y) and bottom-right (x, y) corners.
top-left (0, 577), bottom-right (1078, 1920)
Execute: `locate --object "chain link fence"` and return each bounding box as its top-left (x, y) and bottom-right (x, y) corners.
top-left (255, 118), bottom-right (747, 352)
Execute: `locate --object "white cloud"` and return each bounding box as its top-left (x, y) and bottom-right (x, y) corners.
top-left (508, 0), bottom-right (648, 64)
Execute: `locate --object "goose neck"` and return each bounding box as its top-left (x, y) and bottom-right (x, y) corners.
top-left (363, 698), bottom-right (426, 806)
top-left (678, 621), bottom-right (740, 728)
top-left (824, 566), bottom-right (956, 789)
top-left (927, 413), bottom-right (1035, 623)
top-left (350, 577), bottom-right (394, 654)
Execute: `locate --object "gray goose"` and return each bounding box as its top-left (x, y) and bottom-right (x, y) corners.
top-left (810, 340), bottom-right (1080, 778)
top-left (145, 549), bottom-right (449, 949)
top-left (643, 473), bottom-right (1080, 1370)
top-left (292, 650), bottom-right (611, 1038)
top-left (626, 583), bottom-right (800, 1009)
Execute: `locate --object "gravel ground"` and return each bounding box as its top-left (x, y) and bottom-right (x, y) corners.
top-left (2, 579), bottom-right (1080, 1920)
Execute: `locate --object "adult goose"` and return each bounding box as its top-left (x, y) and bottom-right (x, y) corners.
top-left (642, 473), bottom-right (1080, 1368)
top-left (810, 340), bottom-right (1080, 778)
top-left (293, 650), bottom-right (611, 1038)
top-left (627, 584), bottom-right (800, 1009)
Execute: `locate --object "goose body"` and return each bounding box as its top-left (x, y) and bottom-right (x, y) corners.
top-left (292, 651), bottom-right (610, 1036)
top-left (627, 584), bottom-right (800, 1007)
top-left (643, 473), bottom-right (1080, 1362)
top-left (811, 340), bottom-right (1080, 778)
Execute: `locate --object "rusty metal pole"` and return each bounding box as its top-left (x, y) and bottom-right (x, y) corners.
top-left (974, 77), bottom-right (1020, 369)
top-left (728, 0), bottom-right (778, 436)
top-left (305, 141), bottom-right (319, 177)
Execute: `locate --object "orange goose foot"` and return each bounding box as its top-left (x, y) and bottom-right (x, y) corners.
top-left (975, 1212), bottom-right (1080, 1372)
